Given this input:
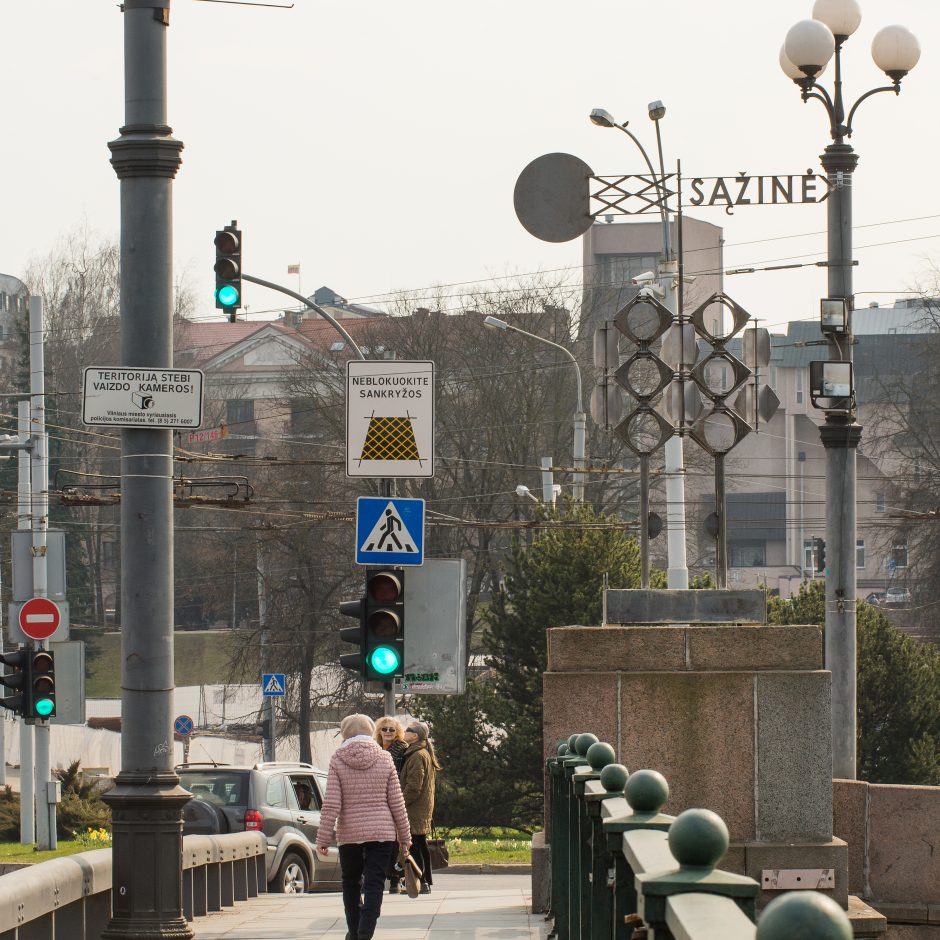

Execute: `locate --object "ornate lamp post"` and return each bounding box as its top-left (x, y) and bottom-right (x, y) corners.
top-left (780, 0), bottom-right (920, 779)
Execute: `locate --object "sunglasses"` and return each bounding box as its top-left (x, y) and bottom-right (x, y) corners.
top-left (405, 727), bottom-right (420, 734)
top-left (380, 728), bottom-right (396, 733)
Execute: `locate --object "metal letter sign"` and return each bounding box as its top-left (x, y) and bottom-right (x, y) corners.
top-left (346, 361), bottom-right (434, 478)
top-left (81, 367), bottom-right (204, 429)
top-left (261, 673), bottom-right (286, 697)
top-left (356, 497), bottom-right (425, 566)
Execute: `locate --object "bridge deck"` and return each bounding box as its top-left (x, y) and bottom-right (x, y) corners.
top-left (193, 872), bottom-right (544, 940)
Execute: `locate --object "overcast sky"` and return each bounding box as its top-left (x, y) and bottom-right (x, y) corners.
top-left (4, 0), bottom-right (938, 335)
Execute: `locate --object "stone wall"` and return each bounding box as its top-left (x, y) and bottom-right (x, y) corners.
top-left (834, 779), bottom-right (940, 931)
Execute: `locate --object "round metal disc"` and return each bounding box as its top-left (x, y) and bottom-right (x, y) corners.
top-left (514, 152), bottom-right (595, 243)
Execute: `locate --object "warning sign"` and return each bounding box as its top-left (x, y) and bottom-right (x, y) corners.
top-left (82, 367), bottom-right (204, 429)
top-left (346, 361), bottom-right (434, 478)
top-left (356, 497), bottom-right (425, 566)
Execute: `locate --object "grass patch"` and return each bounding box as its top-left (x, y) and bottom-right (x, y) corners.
top-left (75, 628), bottom-right (250, 698)
top-left (439, 829), bottom-right (531, 864)
top-left (0, 840), bottom-right (95, 864)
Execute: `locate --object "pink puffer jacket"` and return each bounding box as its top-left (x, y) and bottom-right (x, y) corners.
top-left (316, 738), bottom-right (411, 848)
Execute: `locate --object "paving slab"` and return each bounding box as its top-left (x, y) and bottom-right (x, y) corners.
top-left (192, 873), bottom-right (546, 940)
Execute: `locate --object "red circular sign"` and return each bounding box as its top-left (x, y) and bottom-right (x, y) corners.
top-left (19, 597), bottom-right (61, 641)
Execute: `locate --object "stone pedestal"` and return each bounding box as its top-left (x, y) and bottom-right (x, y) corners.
top-left (544, 621), bottom-right (851, 910)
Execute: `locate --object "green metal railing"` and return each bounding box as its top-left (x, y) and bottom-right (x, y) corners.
top-left (545, 734), bottom-right (853, 940)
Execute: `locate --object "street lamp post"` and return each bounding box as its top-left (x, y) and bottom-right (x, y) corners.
top-left (781, 0), bottom-right (920, 779)
top-left (483, 316), bottom-right (586, 502)
top-left (589, 104), bottom-right (690, 588)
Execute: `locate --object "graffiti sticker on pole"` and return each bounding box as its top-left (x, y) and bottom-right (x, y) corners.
top-left (346, 361), bottom-right (434, 478)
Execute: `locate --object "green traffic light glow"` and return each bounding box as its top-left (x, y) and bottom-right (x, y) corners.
top-left (216, 284), bottom-right (240, 307)
top-left (34, 698), bottom-right (54, 718)
top-left (368, 646), bottom-right (400, 676)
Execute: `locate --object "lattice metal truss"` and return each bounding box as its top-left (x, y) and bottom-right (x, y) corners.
top-left (590, 173), bottom-right (678, 217)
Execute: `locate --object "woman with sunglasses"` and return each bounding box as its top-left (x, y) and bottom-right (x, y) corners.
top-left (399, 720), bottom-right (441, 895)
top-left (373, 716), bottom-right (408, 894)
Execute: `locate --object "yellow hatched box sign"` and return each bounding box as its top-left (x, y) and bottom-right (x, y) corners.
top-left (346, 361), bottom-right (435, 478)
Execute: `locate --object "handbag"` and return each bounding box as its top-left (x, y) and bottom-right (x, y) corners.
top-left (398, 846), bottom-right (422, 899)
top-left (427, 837), bottom-right (449, 869)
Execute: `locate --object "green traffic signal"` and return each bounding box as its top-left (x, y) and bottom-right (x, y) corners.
top-left (29, 650), bottom-right (55, 721)
top-left (214, 222), bottom-right (242, 321)
top-left (34, 697), bottom-right (54, 718)
top-left (216, 284), bottom-right (240, 308)
top-left (368, 645), bottom-right (401, 676)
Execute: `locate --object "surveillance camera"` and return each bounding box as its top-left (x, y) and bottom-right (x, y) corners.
top-left (632, 271), bottom-right (657, 285)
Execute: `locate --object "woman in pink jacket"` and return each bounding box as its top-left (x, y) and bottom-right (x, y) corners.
top-left (316, 714), bottom-right (412, 940)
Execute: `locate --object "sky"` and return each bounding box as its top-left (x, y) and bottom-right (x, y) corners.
top-left (4, 0), bottom-right (939, 337)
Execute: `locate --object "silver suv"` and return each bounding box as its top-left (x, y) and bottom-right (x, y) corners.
top-left (177, 761), bottom-right (340, 894)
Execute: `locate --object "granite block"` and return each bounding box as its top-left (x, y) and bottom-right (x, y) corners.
top-left (530, 831), bottom-right (550, 914)
top-left (547, 626), bottom-right (687, 672)
top-left (744, 838), bottom-right (848, 909)
top-left (543, 672), bottom-right (619, 761)
top-left (848, 896), bottom-right (888, 939)
top-left (833, 779), bottom-right (868, 897)
top-left (756, 671), bottom-right (832, 842)
top-left (688, 625), bottom-right (823, 671)
top-left (618, 672), bottom-right (756, 841)
top-left (868, 784), bottom-right (940, 904)
top-left (872, 902), bottom-right (929, 924)
top-left (884, 928), bottom-right (936, 940)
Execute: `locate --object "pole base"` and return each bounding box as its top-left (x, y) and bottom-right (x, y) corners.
top-left (101, 773), bottom-right (195, 940)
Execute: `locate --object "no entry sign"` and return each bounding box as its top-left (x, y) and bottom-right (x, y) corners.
top-left (19, 597), bottom-right (61, 641)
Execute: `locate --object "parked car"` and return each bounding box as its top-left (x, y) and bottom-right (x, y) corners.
top-left (864, 591), bottom-right (886, 606)
top-left (176, 761), bottom-right (339, 894)
top-left (884, 587), bottom-right (912, 606)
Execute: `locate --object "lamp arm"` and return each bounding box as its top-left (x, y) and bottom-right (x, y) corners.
top-left (797, 80), bottom-right (836, 122)
top-left (503, 323), bottom-right (583, 412)
top-left (845, 84), bottom-right (901, 137)
top-left (615, 124), bottom-right (671, 258)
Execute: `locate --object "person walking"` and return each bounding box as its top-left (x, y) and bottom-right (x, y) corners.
top-left (316, 714), bottom-right (411, 940)
top-left (399, 720), bottom-right (440, 895)
top-left (374, 716), bottom-right (409, 894)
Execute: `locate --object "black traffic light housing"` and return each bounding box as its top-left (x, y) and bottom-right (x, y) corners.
top-left (29, 650), bottom-right (55, 720)
top-left (815, 537), bottom-right (827, 573)
top-left (339, 595), bottom-right (366, 677)
top-left (0, 649), bottom-right (29, 717)
top-left (214, 221), bottom-right (242, 322)
top-left (364, 568), bottom-right (404, 681)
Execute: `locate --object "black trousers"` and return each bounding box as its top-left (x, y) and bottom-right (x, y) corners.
top-left (410, 833), bottom-right (432, 886)
top-left (339, 840), bottom-right (396, 940)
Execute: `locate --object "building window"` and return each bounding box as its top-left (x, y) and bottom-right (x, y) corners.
top-left (598, 254), bottom-right (660, 287)
top-left (892, 543), bottom-right (908, 569)
top-left (769, 365), bottom-right (777, 391)
top-left (730, 541), bottom-right (766, 567)
top-left (796, 369), bottom-right (804, 404)
top-left (874, 492), bottom-right (885, 513)
top-left (856, 539), bottom-right (865, 570)
top-left (226, 399), bottom-right (254, 430)
top-left (803, 538), bottom-right (815, 572)
top-left (103, 541), bottom-right (118, 568)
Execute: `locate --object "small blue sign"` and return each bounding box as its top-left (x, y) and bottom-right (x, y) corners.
top-left (356, 497), bottom-right (425, 566)
top-left (174, 714), bottom-right (194, 736)
top-left (262, 673), bottom-right (286, 696)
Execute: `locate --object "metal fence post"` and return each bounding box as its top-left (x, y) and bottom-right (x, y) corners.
top-left (583, 750), bottom-right (622, 940)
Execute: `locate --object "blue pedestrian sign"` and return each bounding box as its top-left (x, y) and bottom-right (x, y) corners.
top-left (174, 714), bottom-right (194, 736)
top-left (262, 673), bottom-right (286, 697)
top-left (356, 497), bottom-right (425, 566)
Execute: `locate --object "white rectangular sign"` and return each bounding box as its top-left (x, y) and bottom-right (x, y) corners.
top-left (346, 360), bottom-right (434, 478)
top-left (82, 367), bottom-right (204, 429)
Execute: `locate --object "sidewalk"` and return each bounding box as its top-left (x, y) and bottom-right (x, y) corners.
top-left (193, 872), bottom-right (546, 940)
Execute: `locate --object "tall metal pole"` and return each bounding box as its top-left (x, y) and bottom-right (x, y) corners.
top-left (16, 401), bottom-right (34, 845)
top-left (820, 138), bottom-right (860, 780)
top-left (102, 0), bottom-right (192, 936)
top-left (257, 539), bottom-right (274, 762)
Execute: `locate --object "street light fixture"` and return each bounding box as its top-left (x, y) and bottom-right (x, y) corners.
top-left (781, 0), bottom-right (919, 781)
top-left (483, 315), bottom-right (586, 502)
top-left (588, 104), bottom-right (689, 589)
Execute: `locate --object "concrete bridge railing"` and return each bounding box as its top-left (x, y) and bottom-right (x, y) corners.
top-left (0, 831), bottom-right (266, 939)
top-left (546, 732), bottom-right (854, 940)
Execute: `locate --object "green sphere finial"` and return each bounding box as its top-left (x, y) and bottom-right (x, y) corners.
top-left (599, 763), bottom-right (629, 793)
top-left (575, 732), bottom-right (599, 756)
top-left (556, 741), bottom-right (569, 756)
top-left (567, 733), bottom-right (580, 752)
top-left (624, 769), bottom-right (669, 813)
top-left (668, 809), bottom-right (729, 869)
top-left (757, 892), bottom-right (852, 940)
top-left (586, 741), bottom-right (616, 770)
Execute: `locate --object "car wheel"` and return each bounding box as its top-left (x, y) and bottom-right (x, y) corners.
top-left (273, 852), bottom-right (309, 894)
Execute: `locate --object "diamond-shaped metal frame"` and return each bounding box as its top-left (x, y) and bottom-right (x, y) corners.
top-left (613, 405), bottom-right (675, 457)
top-left (613, 294), bottom-right (674, 347)
top-left (614, 351), bottom-right (674, 403)
top-left (689, 291), bottom-right (752, 344)
top-left (689, 349), bottom-right (753, 403)
top-left (688, 406), bottom-right (752, 456)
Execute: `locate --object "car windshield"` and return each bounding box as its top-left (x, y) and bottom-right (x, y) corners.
top-left (178, 771), bottom-right (248, 806)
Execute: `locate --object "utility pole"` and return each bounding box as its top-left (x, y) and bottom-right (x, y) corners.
top-left (16, 401), bottom-right (34, 846)
top-left (101, 0), bottom-right (191, 937)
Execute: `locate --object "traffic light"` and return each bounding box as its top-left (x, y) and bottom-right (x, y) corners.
top-left (339, 594), bottom-right (366, 677)
top-left (0, 649), bottom-right (29, 717)
top-left (29, 650), bottom-right (55, 720)
top-left (815, 537), bottom-right (827, 572)
top-left (364, 568), bottom-right (404, 680)
top-left (214, 221), bottom-right (242, 322)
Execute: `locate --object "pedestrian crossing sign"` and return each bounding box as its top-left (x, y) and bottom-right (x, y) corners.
top-left (261, 673), bottom-right (286, 697)
top-left (355, 497), bottom-right (425, 567)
